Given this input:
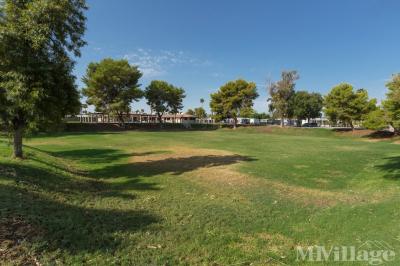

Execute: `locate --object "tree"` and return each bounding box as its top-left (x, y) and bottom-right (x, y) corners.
top-left (168, 86), bottom-right (186, 122)
top-left (383, 74), bottom-right (400, 132)
top-left (210, 79), bottom-right (258, 128)
top-left (324, 83), bottom-right (376, 129)
top-left (268, 71), bottom-right (299, 126)
top-left (252, 112), bottom-right (271, 119)
top-left (186, 109), bottom-right (195, 115)
top-left (144, 80), bottom-right (185, 125)
top-left (0, 0), bottom-right (87, 158)
top-left (362, 109), bottom-right (387, 130)
top-left (194, 107), bottom-right (207, 119)
top-left (82, 58), bottom-right (142, 124)
top-left (200, 98), bottom-right (205, 106)
top-left (292, 91), bottom-right (323, 126)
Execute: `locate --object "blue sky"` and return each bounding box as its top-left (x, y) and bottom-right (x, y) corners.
top-left (75, 0), bottom-right (400, 113)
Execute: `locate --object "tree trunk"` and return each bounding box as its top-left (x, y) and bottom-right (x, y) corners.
top-left (13, 124), bottom-right (23, 158)
top-left (117, 113), bottom-right (125, 128)
top-left (158, 113), bottom-right (163, 128)
top-left (233, 117), bottom-right (237, 129)
top-left (280, 117), bottom-right (284, 127)
top-left (349, 121), bottom-right (354, 131)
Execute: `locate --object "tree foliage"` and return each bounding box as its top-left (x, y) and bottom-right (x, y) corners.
top-left (0, 0), bottom-right (87, 157)
top-left (292, 91), bottom-right (323, 122)
top-left (362, 109), bottom-right (387, 130)
top-left (268, 71), bottom-right (299, 126)
top-left (194, 107), bottom-right (207, 119)
top-left (186, 109), bottom-right (195, 115)
top-left (383, 74), bottom-right (400, 131)
top-left (144, 80), bottom-right (185, 124)
top-left (210, 79), bottom-right (258, 128)
top-left (324, 83), bottom-right (376, 128)
top-left (251, 112), bottom-right (271, 119)
top-left (82, 58), bottom-right (142, 123)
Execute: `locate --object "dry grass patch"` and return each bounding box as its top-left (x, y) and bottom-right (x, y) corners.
top-left (130, 146), bottom-right (233, 163)
top-left (0, 217), bottom-right (43, 266)
top-left (232, 231), bottom-right (295, 264)
top-left (335, 145), bottom-right (366, 151)
top-left (128, 145), bottom-right (392, 207)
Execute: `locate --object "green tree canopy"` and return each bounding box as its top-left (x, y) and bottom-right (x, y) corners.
top-left (82, 58), bottom-right (143, 123)
top-left (268, 71), bottom-right (299, 126)
top-left (383, 74), bottom-right (400, 131)
top-left (0, 0), bottom-right (87, 158)
top-left (362, 109), bottom-right (387, 130)
top-left (324, 83), bottom-right (376, 128)
top-left (194, 107), bottom-right (207, 119)
top-left (186, 109), bottom-right (195, 115)
top-left (251, 112), bottom-right (271, 119)
top-left (292, 91), bottom-right (323, 123)
top-left (210, 79), bottom-right (258, 128)
top-left (144, 80), bottom-right (185, 124)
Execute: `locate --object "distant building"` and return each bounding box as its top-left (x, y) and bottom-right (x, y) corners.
top-left (161, 113), bottom-right (196, 124)
top-left (71, 112), bottom-right (196, 124)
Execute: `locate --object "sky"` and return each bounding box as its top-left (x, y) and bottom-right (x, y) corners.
top-left (75, 0), bottom-right (400, 113)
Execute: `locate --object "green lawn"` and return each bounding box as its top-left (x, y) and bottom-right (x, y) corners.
top-left (1, 127), bottom-right (400, 265)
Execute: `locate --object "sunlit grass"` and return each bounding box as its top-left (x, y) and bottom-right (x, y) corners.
top-left (1, 127), bottom-right (400, 265)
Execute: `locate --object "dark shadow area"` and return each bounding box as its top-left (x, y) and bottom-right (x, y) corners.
top-left (375, 156), bottom-right (400, 180)
top-left (30, 147), bottom-right (256, 180)
top-left (363, 130), bottom-right (395, 139)
top-left (0, 155), bottom-right (161, 258)
top-left (331, 128), bottom-right (354, 132)
top-left (89, 154), bottom-right (256, 179)
top-left (332, 128), bottom-right (397, 139)
top-left (0, 161), bottom-right (159, 200)
top-left (27, 145), bottom-right (168, 165)
top-left (0, 183), bottom-right (159, 255)
top-left (49, 148), bottom-right (132, 164)
top-left (0, 143), bottom-right (255, 259)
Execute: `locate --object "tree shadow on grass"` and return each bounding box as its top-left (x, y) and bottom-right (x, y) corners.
top-left (0, 159), bottom-right (160, 259)
top-left (375, 156), bottom-right (400, 180)
top-left (0, 146), bottom-right (255, 260)
top-left (362, 130), bottom-right (395, 139)
top-left (0, 161), bottom-right (159, 200)
top-left (28, 146), bottom-right (168, 165)
top-left (37, 147), bottom-right (256, 180)
top-left (0, 183), bottom-right (159, 256)
top-left (90, 154), bottom-right (257, 179)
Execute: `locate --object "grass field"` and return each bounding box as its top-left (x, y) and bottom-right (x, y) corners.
top-left (1, 127), bottom-right (400, 265)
